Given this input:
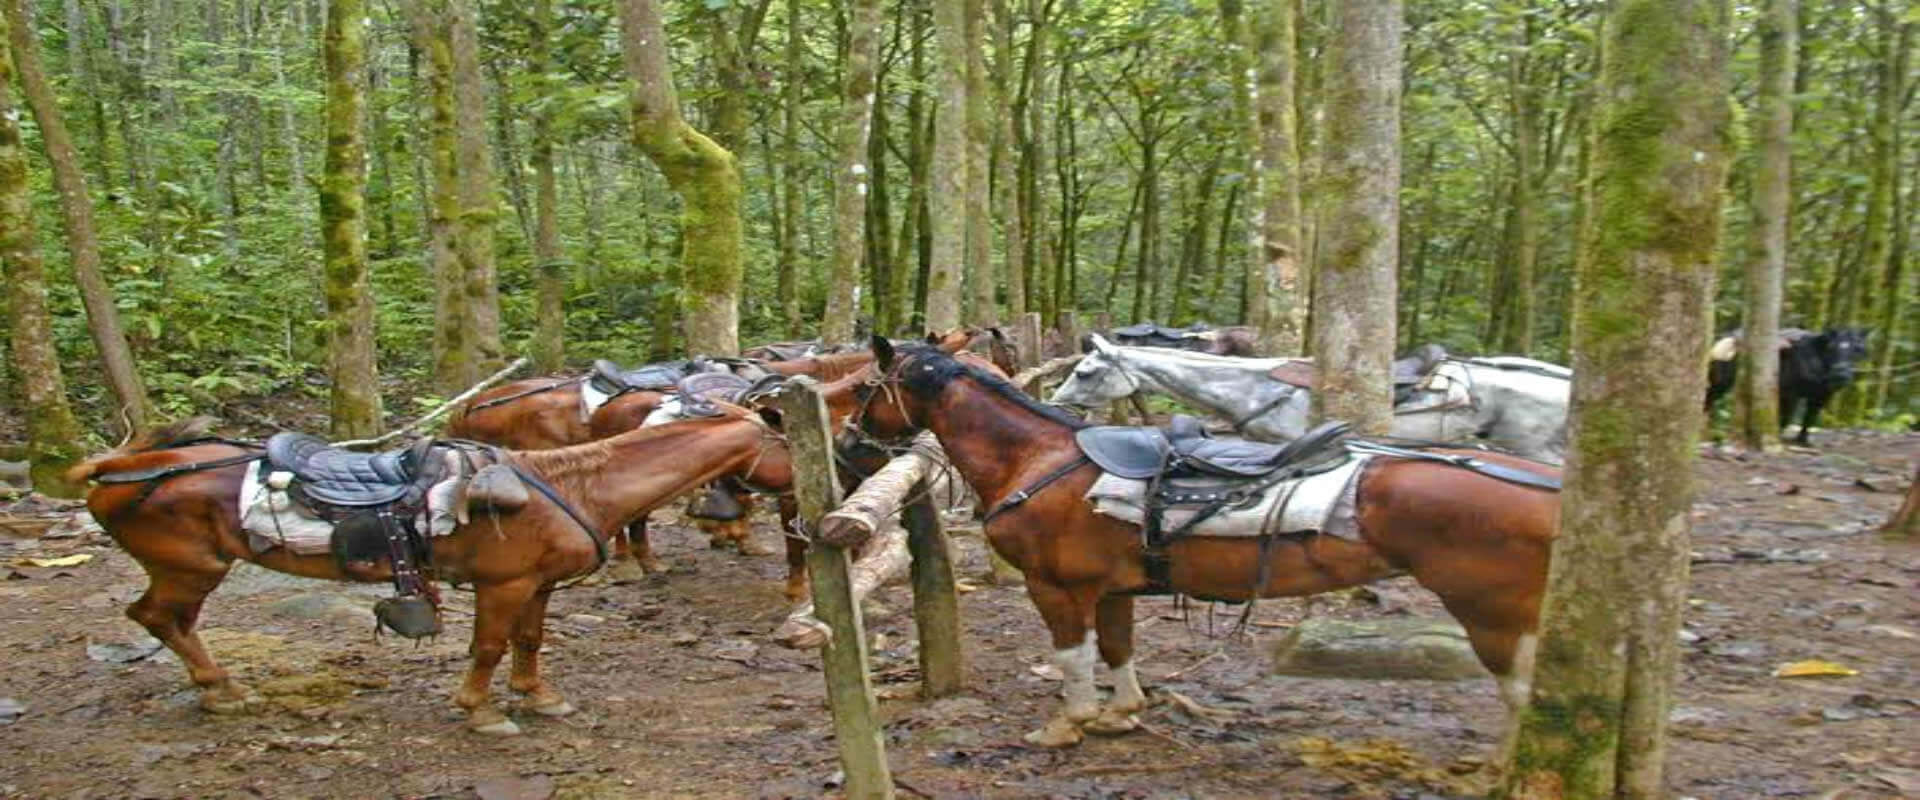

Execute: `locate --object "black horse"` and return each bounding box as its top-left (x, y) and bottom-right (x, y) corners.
top-left (1705, 327), bottom-right (1871, 445)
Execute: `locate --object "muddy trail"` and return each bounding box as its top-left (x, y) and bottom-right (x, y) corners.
top-left (0, 430), bottom-right (1915, 799)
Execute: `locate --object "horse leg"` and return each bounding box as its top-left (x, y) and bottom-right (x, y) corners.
top-left (731, 492), bottom-right (774, 556)
top-left (1022, 579), bottom-right (1103, 748)
top-left (608, 516), bottom-right (658, 581)
top-left (1796, 391), bottom-right (1828, 446)
top-left (779, 495), bottom-right (808, 603)
top-left (128, 564), bottom-right (260, 714)
top-left (507, 587), bottom-right (575, 717)
top-left (1083, 594), bottom-right (1144, 736)
top-left (455, 578), bottom-right (538, 736)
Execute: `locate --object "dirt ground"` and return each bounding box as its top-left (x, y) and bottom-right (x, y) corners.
top-left (0, 428), bottom-right (1915, 799)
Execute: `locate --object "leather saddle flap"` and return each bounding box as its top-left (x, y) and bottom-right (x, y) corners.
top-left (265, 433), bottom-right (426, 507)
top-left (1074, 426), bottom-right (1171, 480)
top-left (1268, 360), bottom-right (1318, 389)
top-left (591, 359), bottom-right (690, 394)
top-left (1168, 420), bottom-right (1352, 478)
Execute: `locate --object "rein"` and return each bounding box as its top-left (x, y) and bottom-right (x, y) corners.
top-left (502, 461), bottom-right (611, 585)
top-left (466, 377), bottom-right (585, 413)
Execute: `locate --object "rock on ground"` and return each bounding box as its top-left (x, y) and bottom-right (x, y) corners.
top-left (1272, 617), bottom-right (1487, 680)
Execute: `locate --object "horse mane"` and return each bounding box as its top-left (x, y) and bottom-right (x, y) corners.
top-left (897, 345), bottom-right (1088, 429)
top-left (65, 416), bottom-right (220, 483)
top-left (810, 350), bottom-right (876, 381)
top-left (506, 412), bottom-right (747, 499)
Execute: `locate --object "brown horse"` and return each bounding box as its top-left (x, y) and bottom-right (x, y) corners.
top-left (70, 406), bottom-right (792, 736)
top-left (853, 339), bottom-right (1558, 749)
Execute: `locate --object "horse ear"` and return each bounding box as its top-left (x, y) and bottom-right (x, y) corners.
top-left (872, 335), bottom-right (896, 369)
top-left (924, 330), bottom-right (941, 345)
top-left (988, 326), bottom-right (1006, 342)
top-left (1088, 333), bottom-right (1118, 356)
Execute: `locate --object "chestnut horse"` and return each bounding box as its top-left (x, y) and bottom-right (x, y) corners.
top-left (70, 406), bottom-right (792, 736)
top-left (852, 340), bottom-right (1559, 749)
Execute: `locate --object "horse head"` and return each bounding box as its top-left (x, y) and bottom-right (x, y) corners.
top-left (1813, 327), bottom-right (1870, 385)
top-left (1050, 335), bottom-right (1140, 408)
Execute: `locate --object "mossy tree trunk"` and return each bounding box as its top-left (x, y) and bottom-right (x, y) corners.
top-left (319, 0), bottom-right (382, 438)
top-left (412, 0), bottom-right (471, 393)
top-left (0, 8), bottom-right (85, 496)
top-left (778, 0), bottom-right (804, 337)
top-left (1738, 0), bottom-right (1796, 452)
top-left (963, 0), bottom-right (995, 328)
top-left (528, 0), bottom-right (566, 374)
top-left (1308, 0), bottom-right (1398, 434)
top-left (1497, 1), bottom-right (1731, 797)
top-left (617, 0), bottom-right (743, 356)
top-left (450, 0), bottom-right (503, 373)
top-left (891, 0), bottom-right (931, 335)
top-left (1862, 8), bottom-right (1910, 416)
top-left (925, 0), bottom-right (968, 332)
top-left (5, 0), bottom-right (151, 433)
top-left (993, 0), bottom-right (1025, 321)
top-left (1251, 0), bottom-right (1304, 355)
top-left (822, 0), bottom-right (881, 345)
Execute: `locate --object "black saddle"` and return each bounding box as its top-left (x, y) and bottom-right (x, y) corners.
top-left (1076, 416), bottom-right (1353, 481)
top-left (1392, 344), bottom-right (1449, 386)
top-left (264, 433), bottom-right (441, 507)
top-left (590, 359), bottom-right (695, 395)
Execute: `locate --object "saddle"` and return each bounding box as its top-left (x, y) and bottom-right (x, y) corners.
top-left (1393, 344), bottom-right (1448, 386)
top-left (669, 373), bottom-right (787, 418)
top-left (590, 359), bottom-right (695, 396)
top-left (1110, 322), bottom-right (1212, 349)
top-left (262, 433), bottom-right (468, 639)
top-left (1076, 416), bottom-right (1352, 481)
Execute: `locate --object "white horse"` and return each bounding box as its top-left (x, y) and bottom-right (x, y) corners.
top-left (1051, 335), bottom-right (1570, 464)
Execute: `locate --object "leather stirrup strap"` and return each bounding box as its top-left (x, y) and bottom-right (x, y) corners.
top-left (981, 456), bottom-right (1090, 525)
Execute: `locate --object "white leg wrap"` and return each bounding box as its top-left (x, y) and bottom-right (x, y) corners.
top-left (1110, 660), bottom-right (1146, 711)
top-left (1055, 634), bottom-right (1099, 721)
top-left (1500, 633), bottom-right (1540, 712)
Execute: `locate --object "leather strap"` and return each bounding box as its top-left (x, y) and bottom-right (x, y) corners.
top-left (1344, 440), bottom-right (1561, 491)
top-left (981, 456), bottom-right (1090, 525)
top-left (505, 462), bottom-right (611, 574)
top-left (468, 377), bottom-right (584, 412)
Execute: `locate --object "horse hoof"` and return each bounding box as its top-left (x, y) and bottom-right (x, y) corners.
top-left (468, 709), bottom-right (522, 737)
top-left (774, 617), bottom-right (831, 650)
top-left (606, 560), bottom-right (649, 585)
top-left (639, 558), bottom-right (668, 575)
top-left (201, 685), bottom-right (263, 715)
top-left (1083, 710), bottom-right (1140, 736)
top-left (1022, 717), bottom-right (1084, 748)
top-left (531, 699), bottom-right (576, 717)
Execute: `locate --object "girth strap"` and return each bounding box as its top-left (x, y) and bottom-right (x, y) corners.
top-left (982, 456), bottom-right (1090, 525)
top-left (467, 377), bottom-right (584, 412)
top-left (504, 462), bottom-right (611, 574)
top-left (1344, 440), bottom-right (1561, 490)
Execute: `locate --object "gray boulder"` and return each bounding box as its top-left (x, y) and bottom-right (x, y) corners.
top-left (1271, 617), bottom-right (1487, 681)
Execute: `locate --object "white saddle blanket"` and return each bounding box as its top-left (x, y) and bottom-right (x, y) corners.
top-left (1394, 362), bottom-right (1475, 415)
top-left (579, 381), bottom-right (616, 423)
top-left (1086, 455), bottom-right (1369, 541)
top-left (236, 456), bottom-right (465, 556)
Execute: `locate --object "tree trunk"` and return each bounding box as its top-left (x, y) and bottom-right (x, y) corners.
top-left (1131, 137), bottom-right (1158, 323)
top-left (529, 0), bottom-right (566, 373)
top-left (779, 0), bottom-right (804, 337)
top-left (1308, 0), bottom-right (1398, 433)
top-left (1860, 9), bottom-right (1911, 417)
top-left (822, 0), bottom-right (881, 344)
top-left (319, 0), bottom-right (382, 438)
top-left (1171, 159), bottom-right (1218, 325)
top-left (889, 0), bottom-right (930, 336)
top-left (1738, 0), bottom-right (1795, 451)
top-left (450, 0), bottom-right (503, 372)
top-left (0, 8), bottom-right (85, 495)
top-left (413, 0), bottom-right (470, 393)
top-left (1498, 1), bottom-right (1731, 796)
top-left (963, 0), bottom-right (995, 327)
top-left (995, 0), bottom-right (1026, 320)
top-left (1492, 13), bottom-right (1541, 355)
top-left (1252, 0), bottom-right (1304, 355)
top-left (617, 0), bottom-right (743, 356)
top-left (925, 0), bottom-right (968, 332)
top-left (5, 0), bottom-right (151, 431)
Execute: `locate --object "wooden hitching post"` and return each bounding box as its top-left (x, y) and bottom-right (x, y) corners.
top-left (778, 378), bottom-right (894, 800)
top-left (903, 489), bottom-right (964, 696)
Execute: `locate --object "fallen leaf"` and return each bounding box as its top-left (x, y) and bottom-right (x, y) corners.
top-left (1774, 660), bottom-right (1859, 678)
top-left (14, 554), bottom-right (92, 568)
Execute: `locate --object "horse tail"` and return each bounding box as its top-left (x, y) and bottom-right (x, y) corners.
top-left (64, 416), bottom-right (218, 483)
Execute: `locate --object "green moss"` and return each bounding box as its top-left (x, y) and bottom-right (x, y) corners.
top-left (1497, 691), bottom-right (1625, 799)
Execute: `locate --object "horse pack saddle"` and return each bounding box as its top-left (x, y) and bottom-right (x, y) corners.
top-left (1110, 322), bottom-right (1212, 349)
top-left (1076, 416), bottom-right (1354, 592)
top-left (672, 372), bottom-right (788, 418)
top-left (263, 433), bottom-right (467, 639)
top-left (1266, 343), bottom-right (1451, 405)
top-left (589, 359), bottom-right (698, 396)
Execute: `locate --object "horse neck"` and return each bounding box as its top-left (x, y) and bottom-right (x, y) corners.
top-left (1119, 349), bottom-right (1281, 417)
top-left (921, 380), bottom-right (1078, 508)
top-left (772, 351), bottom-right (873, 381)
top-left (538, 420), bottom-right (759, 530)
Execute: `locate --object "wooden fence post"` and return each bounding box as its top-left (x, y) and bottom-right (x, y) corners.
top-left (1056, 310), bottom-right (1079, 352)
top-left (1017, 311), bottom-right (1045, 370)
top-left (903, 491), bottom-right (964, 696)
top-left (779, 378), bottom-right (894, 800)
